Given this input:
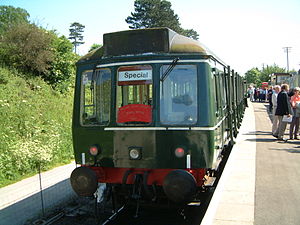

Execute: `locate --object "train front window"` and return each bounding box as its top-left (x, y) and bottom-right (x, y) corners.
top-left (116, 65), bottom-right (153, 125)
top-left (81, 69), bottom-right (111, 125)
top-left (160, 65), bottom-right (197, 125)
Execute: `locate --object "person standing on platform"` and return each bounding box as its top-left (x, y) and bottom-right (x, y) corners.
top-left (268, 86), bottom-right (273, 113)
top-left (249, 86), bottom-right (254, 101)
top-left (263, 87), bottom-right (268, 102)
top-left (272, 85), bottom-right (281, 136)
top-left (259, 88), bottom-right (263, 102)
top-left (289, 87), bottom-right (300, 139)
top-left (247, 86), bottom-right (252, 99)
top-left (274, 84), bottom-right (293, 141)
top-left (254, 87), bottom-right (258, 102)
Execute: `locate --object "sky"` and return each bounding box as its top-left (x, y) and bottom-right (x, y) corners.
top-left (2, 0), bottom-right (300, 75)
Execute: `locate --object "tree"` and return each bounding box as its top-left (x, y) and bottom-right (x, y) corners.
top-left (0, 6), bottom-right (30, 34)
top-left (245, 68), bottom-right (261, 85)
top-left (181, 28), bottom-right (199, 40)
top-left (0, 22), bottom-right (77, 90)
top-left (125, 0), bottom-right (199, 40)
top-left (245, 64), bottom-right (286, 87)
top-left (68, 22), bottom-right (85, 54)
top-left (44, 33), bottom-right (78, 91)
top-left (260, 64), bottom-right (286, 83)
top-left (89, 43), bottom-right (102, 52)
top-left (0, 23), bottom-right (54, 74)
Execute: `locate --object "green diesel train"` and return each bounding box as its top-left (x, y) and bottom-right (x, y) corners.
top-left (70, 28), bottom-right (246, 206)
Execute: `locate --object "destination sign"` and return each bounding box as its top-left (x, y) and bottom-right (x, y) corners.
top-left (119, 70), bottom-right (152, 82)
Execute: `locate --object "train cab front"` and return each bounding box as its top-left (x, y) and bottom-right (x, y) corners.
top-left (71, 60), bottom-right (214, 205)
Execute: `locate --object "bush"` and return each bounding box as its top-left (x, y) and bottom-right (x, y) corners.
top-left (0, 23), bottom-right (54, 75)
top-left (0, 67), bottom-right (74, 186)
top-left (44, 34), bottom-right (78, 92)
top-left (0, 23), bottom-right (78, 92)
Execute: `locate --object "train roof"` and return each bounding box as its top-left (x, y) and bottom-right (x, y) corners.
top-left (78, 28), bottom-right (224, 65)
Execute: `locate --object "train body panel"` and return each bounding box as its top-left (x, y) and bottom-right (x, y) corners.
top-left (73, 129), bottom-right (216, 168)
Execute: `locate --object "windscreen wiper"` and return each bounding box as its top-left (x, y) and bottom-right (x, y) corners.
top-left (160, 57), bottom-right (179, 82)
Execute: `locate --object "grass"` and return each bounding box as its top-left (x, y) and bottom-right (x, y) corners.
top-left (0, 67), bottom-right (74, 187)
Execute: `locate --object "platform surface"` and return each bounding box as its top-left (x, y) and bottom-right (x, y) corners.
top-left (0, 163), bottom-right (76, 225)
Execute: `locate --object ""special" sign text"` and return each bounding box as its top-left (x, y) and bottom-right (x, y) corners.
top-left (119, 70), bottom-right (152, 81)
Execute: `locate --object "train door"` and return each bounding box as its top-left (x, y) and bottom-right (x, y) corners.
top-left (213, 70), bottom-right (225, 157)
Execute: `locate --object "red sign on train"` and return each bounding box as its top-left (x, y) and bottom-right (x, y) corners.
top-left (117, 104), bottom-right (152, 123)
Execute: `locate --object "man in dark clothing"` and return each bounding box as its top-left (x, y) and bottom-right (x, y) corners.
top-left (268, 86), bottom-right (273, 113)
top-left (274, 84), bottom-right (293, 140)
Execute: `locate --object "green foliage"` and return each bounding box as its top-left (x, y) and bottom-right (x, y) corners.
top-left (44, 33), bottom-right (78, 91)
top-left (245, 67), bottom-right (261, 85)
top-left (89, 43), bottom-right (102, 52)
top-left (0, 22), bottom-right (78, 91)
top-left (0, 67), bottom-right (74, 187)
top-left (245, 64), bottom-right (286, 86)
top-left (126, 0), bottom-right (180, 30)
top-left (180, 28), bottom-right (199, 40)
top-left (260, 64), bottom-right (286, 83)
top-left (126, 0), bottom-right (199, 40)
top-left (68, 22), bottom-right (85, 53)
top-left (0, 5), bottom-right (30, 34)
top-left (0, 23), bottom-right (54, 74)
top-left (0, 6), bottom-right (77, 187)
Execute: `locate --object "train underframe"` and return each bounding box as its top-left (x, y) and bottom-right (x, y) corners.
top-left (70, 165), bottom-right (219, 209)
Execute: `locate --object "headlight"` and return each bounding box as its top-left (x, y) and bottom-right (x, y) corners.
top-left (89, 145), bottom-right (99, 156)
top-left (129, 147), bottom-right (142, 160)
top-left (174, 147), bottom-right (185, 158)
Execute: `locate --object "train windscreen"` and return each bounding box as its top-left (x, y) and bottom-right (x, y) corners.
top-left (160, 65), bottom-right (197, 125)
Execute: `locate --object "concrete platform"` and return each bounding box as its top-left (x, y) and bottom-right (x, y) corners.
top-left (201, 101), bottom-right (256, 225)
top-left (0, 163), bottom-right (76, 225)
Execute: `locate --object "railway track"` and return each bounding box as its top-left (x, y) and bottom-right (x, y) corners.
top-left (36, 144), bottom-right (231, 225)
top-left (46, 201), bottom-right (210, 225)
top-left (40, 183), bottom-right (214, 225)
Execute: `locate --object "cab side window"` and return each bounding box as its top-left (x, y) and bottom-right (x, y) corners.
top-left (81, 69), bottom-right (111, 126)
